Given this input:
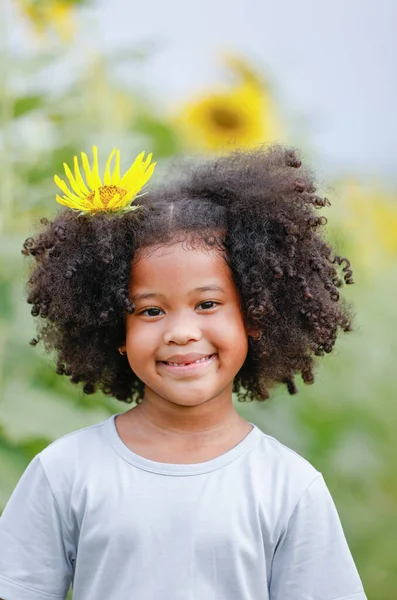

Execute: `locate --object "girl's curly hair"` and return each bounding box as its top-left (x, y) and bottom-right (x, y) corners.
top-left (23, 145), bottom-right (354, 402)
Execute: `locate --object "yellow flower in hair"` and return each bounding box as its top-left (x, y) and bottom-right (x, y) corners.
top-left (54, 147), bottom-right (156, 214)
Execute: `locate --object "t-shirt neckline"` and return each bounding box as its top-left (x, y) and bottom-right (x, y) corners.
top-left (105, 414), bottom-right (262, 476)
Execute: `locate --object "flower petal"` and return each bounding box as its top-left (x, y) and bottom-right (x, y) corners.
top-left (91, 146), bottom-right (102, 188)
top-left (107, 193), bottom-right (120, 210)
top-left (56, 194), bottom-right (89, 211)
top-left (81, 152), bottom-right (94, 189)
top-left (56, 194), bottom-right (76, 210)
top-left (54, 175), bottom-right (84, 203)
top-left (119, 151), bottom-right (145, 187)
top-left (142, 153), bottom-right (153, 170)
top-left (73, 156), bottom-right (90, 195)
top-left (104, 148), bottom-right (117, 185)
top-left (91, 188), bottom-right (103, 209)
top-left (119, 189), bottom-right (135, 205)
top-left (124, 161), bottom-right (157, 193)
top-left (122, 160), bottom-right (156, 193)
top-left (111, 150), bottom-right (121, 184)
top-left (141, 161), bottom-right (156, 183)
top-left (63, 163), bottom-right (85, 198)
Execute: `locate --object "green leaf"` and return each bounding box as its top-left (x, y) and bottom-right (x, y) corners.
top-left (19, 144), bottom-right (80, 186)
top-left (11, 95), bottom-right (44, 119)
top-left (18, 437), bottom-right (52, 461)
top-left (0, 279), bottom-right (13, 319)
top-left (0, 441), bottom-right (29, 510)
top-left (133, 114), bottom-right (182, 158)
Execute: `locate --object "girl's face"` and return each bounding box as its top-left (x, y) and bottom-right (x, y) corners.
top-left (124, 241), bottom-right (250, 408)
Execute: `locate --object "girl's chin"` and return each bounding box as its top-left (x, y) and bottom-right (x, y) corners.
top-left (143, 384), bottom-right (224, 408)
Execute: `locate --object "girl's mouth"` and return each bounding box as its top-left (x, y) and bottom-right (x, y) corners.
top-left (158, 353), bottom-right (217, 373)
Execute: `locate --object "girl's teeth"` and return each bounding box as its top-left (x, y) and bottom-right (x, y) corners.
top-left (166, 355), bottom-right (212, 366)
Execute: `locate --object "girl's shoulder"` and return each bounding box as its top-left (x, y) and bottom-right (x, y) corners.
top-left (254, 426), bottom-right (318, 472)
top-left (37, 415), bottom-right (114, 481)
top-left (249, 424), bottom-right (321, 497)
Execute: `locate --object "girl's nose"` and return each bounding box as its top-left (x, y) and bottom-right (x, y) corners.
top-left (163, 313), bottom-right (202, 345)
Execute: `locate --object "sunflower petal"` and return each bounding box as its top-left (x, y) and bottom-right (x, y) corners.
top-left (91, 188), bottom-right (102, 209)
top-left (142, 161), bottom-right (156, 182)
top-left (119, 151), bottom-right (145, 187)
top-left (119, 189), bottom-right (135, 204)
top-left (122, 159), bottom-right (156, 192)
top-left (81, 152), bottom-right (94, 189)
top-left (128, 163), bottom-right (156, 196)
top-left (56, 194), bottom-right (76, 210)
top-left (142, 153), bottom-right (153, 169)
top-left (111, 150), bottom-right (121, 184)
top-left (114, 194), bottom-right (135, 210)
top-left (107, 193), bottom-right (120, 210)
top-left (63, 163), bottom-right (85, 197)
top-left (130, 162), bottom-right (157, 192)
top-left (54, 175), bottom-right (84, 203)
top-left (73, 156), bottom-right (90, 195)
top-left (104, 148), bottom-right (117, 185)
top-left (91, 146), bottom-right (102, 188)
top-left (56, 194), bottom-right (89, 211)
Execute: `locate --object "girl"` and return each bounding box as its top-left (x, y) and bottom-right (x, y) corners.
top-left (0, 145), bottom-right (366, 599)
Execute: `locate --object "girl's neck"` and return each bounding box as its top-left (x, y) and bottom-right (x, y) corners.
top-left (131, 388), bottom-right (245, 437)
top-left (115, 393), bottom-right (253, 464)
top-left (137, 405), bottom-right (242, 438)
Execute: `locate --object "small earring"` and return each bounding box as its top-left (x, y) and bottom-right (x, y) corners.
top-left (250, 332), bottom-right (262, 341)
top-left (118, 347), bottom-right (126, 356)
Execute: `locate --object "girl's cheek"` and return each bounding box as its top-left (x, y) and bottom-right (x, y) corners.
top-left (128, 320), bottom-right (162, 346)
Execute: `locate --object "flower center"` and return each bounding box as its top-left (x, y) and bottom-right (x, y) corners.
top-left (210, 107), bottom-right (243, 130)
top-left (87, 185), bottom-right (127, 208)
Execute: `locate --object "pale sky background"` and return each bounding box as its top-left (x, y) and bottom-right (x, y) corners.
top-left (92, 0), bottom-right (397, 182)
top-left (8, 0), bottom-right (397, 182)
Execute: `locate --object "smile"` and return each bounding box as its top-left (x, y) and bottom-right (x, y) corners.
top-left (158, 353), bottom-right (217, 373)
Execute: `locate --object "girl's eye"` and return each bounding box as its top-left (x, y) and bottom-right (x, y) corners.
top-left (139, 308), bottom-right (163, 317)
top-left (198, 301), bottom-right (218, 310)
top-left (138, 301), bottom-right (218, 317)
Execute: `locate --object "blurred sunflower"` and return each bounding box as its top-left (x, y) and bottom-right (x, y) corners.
top-left (176, 55), bottom-right (283, 152)
top-left (337, 180), bottom-right (397, 272)
top-left (18, 0), bottom-right (80, 42)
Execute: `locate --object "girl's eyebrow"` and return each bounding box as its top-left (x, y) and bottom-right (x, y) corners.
top-left (195, 285), bottom-right (225, 294)
top-left (131, 285), bottom-right (225, 303)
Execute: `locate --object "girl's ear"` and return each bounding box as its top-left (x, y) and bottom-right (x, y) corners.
top-left (247, 328), bottom-right (262, 341)
top-left (118, 345), bottom-right (127, 356)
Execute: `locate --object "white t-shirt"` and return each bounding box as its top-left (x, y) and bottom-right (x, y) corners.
top-left (0, 415), bottom-right (366, 600)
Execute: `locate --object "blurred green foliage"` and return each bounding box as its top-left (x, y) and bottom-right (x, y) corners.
top-left (1, 3), bottom-right (397, 599)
